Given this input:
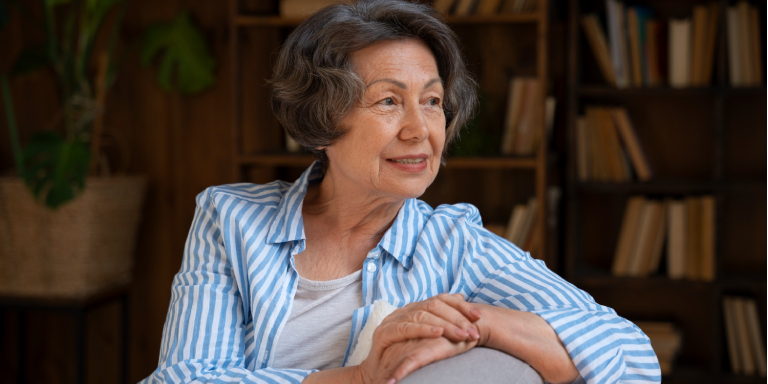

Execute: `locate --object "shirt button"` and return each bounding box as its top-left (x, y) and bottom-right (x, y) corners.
top-left (367, 262), bottom-right (377, 273)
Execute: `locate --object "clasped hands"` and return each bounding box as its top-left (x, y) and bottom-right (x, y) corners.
top-left (355, 293), bottom-right (491, 384)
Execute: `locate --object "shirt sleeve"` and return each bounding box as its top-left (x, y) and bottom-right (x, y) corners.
top-left (140, 188), bottom-right (315, 384)
top-left (457, 221), bottom-right (661, 384)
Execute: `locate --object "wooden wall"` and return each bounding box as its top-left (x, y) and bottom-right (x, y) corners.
top-left (1, 0), bottom-right (234, 381)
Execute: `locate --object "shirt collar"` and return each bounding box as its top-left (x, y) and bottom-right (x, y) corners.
top-left (266, 161), bottom-right (425, 269)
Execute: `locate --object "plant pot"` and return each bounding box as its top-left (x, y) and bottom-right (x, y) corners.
top-left (0, 176), bottom-right (147, 298)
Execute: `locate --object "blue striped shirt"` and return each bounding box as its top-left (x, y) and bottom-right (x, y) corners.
top-left (141, 162), bottom-right (660, 383)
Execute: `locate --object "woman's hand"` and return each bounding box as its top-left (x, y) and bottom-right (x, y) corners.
top-left (380, 293), bottom-right (482, 342)
top-left (357, 329), bottom-right (477, 384)
top-left (471, 303), bottom-right (580, 384)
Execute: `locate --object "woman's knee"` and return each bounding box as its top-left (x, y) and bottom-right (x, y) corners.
top-left (399, 347), bottom-right (544, 384)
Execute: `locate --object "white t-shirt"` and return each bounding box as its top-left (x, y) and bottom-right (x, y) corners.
top-left (272, 269), bottom-right (363, 370)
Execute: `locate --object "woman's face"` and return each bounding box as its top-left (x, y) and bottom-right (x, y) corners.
top-left (325, 38), bottom-right (446, 200)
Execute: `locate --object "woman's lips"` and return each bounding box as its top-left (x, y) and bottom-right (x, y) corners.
top-left (386, 155), bottom-right (429, 172)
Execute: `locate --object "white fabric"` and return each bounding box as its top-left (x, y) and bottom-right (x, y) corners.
top-left (272, 270), bottom-right (363, 370)
top-left (347, 299), bottom-right (399, 366)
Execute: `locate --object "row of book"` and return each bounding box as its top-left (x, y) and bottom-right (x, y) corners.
top-left (500, 77), bottom-right (555, 156)
top-left (612, 195), bottom-right (715, 281)
top-left (726, 2), bottom-right (763, 87)
top-left (280, 0), bottom-right (347, 18)
top-left (634, 321), bottom-right (682, 375)
top-left (723, 296), bottom-right (766, 377)
top-left (582, 1), bottom-right (762, 88)
top-left (433, 0), bottom-right (537, 16)
top-left (484, 197), bottom-right (538, 252)
top-left (576, 107), bottom-right (652, 182)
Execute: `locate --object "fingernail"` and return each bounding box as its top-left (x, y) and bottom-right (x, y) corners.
top-left (455, 327), bottom-right (469, 337)
top-left (468, 327), bottom-right (480, 339)
top-left (470, 309), bottom-right (481, 318)
top-left (387, 379), bottom-right (396, 384)
top-left (431, 326), bottom-right (442, 333)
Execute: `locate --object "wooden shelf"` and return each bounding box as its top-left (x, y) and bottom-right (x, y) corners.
top-left (577, 85), bottom-right (766, 98)
top-left (238, 154), bottom-right (538, 169)
top-left (662, 366), bottom-right (766, 384)
top-left (574, 180), bottom-right (717, 194)
top-left (445, 156), bottom-right (537, 169)
top-left (235, 13), bottom-right (540, 27)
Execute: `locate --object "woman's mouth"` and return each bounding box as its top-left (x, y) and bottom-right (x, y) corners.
top-left (389, 158), bottom-right (425, 164)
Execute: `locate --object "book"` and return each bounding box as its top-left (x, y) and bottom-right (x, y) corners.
top-left (517, 197), bottom-right (537, 247)
top-left (612, 196), bottom-right (645, 276)
top-left (684, 196), bottom-right (702, 280)
top-left (504, 203), bottom-right (528, 245)
top-left (612, 107), bottom-right (653, 181)
top-left (727, 6), bottom-right (742, 86)
top-left (669, 18), bottom-right (692, 88)
top-left (627, 200), bottom-right (660, 276)
top-left (581, 14), bottom-right (618, 86)
top-left (513, 79), bottom-right (540, 155)
top-left (453, 0), bottom-right (478, 16)
top-left (596, 108), bottom-right (627, 181)
top-left (644, 19), bottom-right (661, 87)
top-left (733, 297), bottom-right (756, 375)
top-left (690, 5), bottom-right (709, 86)
top-left (724, 297), bottom-right (742, 373)
top-left (737, 1), bottom-right (754, 85)
top-left (666, 200), bottom-right (687, 279)
top-left (605, 0), bottom-right (628, 88)
top-left (699, 195), bottom-right (715, 281)
top-left (748, 5), bottom-right (762, 85)
top-left (586, 108), bottom-right (610, 181)
top-left (501, 78), bottom-right (528, 154)
top-left (634, 321), bottom-right (682, 375)
top-left (744, 299), bottom-right (767, 376)
top-left (700, 2), bottom-right (720, 86)
top-left (627, 7), bottom-right (643, 87)
top-left (645, 200), bottom-right (667, 275)
top-left (475, 0), bottom-right (502, 15)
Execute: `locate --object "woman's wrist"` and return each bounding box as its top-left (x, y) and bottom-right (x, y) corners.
top-left (473, 303), bottom-right (579, 384)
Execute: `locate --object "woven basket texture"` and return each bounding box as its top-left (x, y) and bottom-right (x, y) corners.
top-left (0, 176), bottom-right (147, 298)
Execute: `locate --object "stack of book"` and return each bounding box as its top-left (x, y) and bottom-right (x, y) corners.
top-left (726, 1), bottom-right (763, 87)
top-left (612, 195), bottom-right (715, 280)
top-left (723, 296), bottom-right (767, 377)
top-left (432, 0), bottom-right (537, 16)
top-left (581, 1), bottom-right (721, 88)
top-left (634, 321), bottom-right (682, 375)
top-left (576, 107), bottom-right (652, 182)
top-left (503, 197), bottom-right (538, 251)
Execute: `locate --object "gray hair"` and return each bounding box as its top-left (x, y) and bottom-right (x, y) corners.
top-left (270, 0), bottom-right (477, 165)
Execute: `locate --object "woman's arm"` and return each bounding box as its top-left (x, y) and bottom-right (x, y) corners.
top-left (141, 188), bottom-right (313, 384)
top-left (457, 222), bottom-right (660, 384)
top-left (473, 303), bottom-right (579, 384)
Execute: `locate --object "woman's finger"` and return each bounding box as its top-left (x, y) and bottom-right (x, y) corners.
top-left (388, 338), bottom-right (475, 383)
top-left (373, 321), bottom-right (443, 351)
top-left (419, 296), bottom-right (480, 339)
top-left (437, 293), bottom-right (482, 322)
top-left (404, 309), bottom-right (473, 342)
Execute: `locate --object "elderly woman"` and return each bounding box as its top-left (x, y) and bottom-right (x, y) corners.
top-left (142, 1), bottom-right (659, 383)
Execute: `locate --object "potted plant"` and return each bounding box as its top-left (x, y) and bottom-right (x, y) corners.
top-left (0, 0), bottom-right (216, 297)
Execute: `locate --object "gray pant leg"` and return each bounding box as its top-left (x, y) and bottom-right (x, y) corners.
top-left (399, 347), bottom-right (544, 384)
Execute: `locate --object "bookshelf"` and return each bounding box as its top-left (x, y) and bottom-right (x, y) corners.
top-left (566, 0), bottom-right (766, 382)
top-left (228, 0), bottom-right (555, 265)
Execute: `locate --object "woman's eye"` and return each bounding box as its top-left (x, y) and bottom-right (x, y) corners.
top-left (380, 97), bottom-right (394, 105)
top-left (429, 98), bottom-right (441, 106)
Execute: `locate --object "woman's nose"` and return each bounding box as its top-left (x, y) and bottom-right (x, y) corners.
top-left (398, 104), bottom-right (430, 141)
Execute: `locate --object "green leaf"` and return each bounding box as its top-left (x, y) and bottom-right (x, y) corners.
top-left (10, 44), bottom-right (51, 76)
top-left (21, 132), bottom-right (90, 208)
top-left (141, 12), bottom-right (216, 95)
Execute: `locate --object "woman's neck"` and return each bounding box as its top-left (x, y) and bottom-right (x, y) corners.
top-left (302, 171), bottom-right (404, 245)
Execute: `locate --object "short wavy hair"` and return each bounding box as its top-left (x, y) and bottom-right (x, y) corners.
top-left (270, 0), bottom-right (477, 165)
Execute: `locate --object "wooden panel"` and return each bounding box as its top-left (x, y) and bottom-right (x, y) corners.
top-left (725, 94), bottom-right (767, 179)
top-left (720, 185), bottom-right (767, 279)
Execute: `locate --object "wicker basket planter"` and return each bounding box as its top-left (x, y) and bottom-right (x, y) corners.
top-left (0, 176), bottom-right (147, 298)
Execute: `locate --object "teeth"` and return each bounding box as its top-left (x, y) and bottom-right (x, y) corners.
top-left (392, 158), bottom-right (425, 164)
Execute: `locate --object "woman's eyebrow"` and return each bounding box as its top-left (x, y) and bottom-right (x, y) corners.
top-left (365, 78), bottom-right (443, 89)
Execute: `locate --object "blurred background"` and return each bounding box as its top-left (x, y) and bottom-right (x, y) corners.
top-left (0, 0), bottom-right (765, 383)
